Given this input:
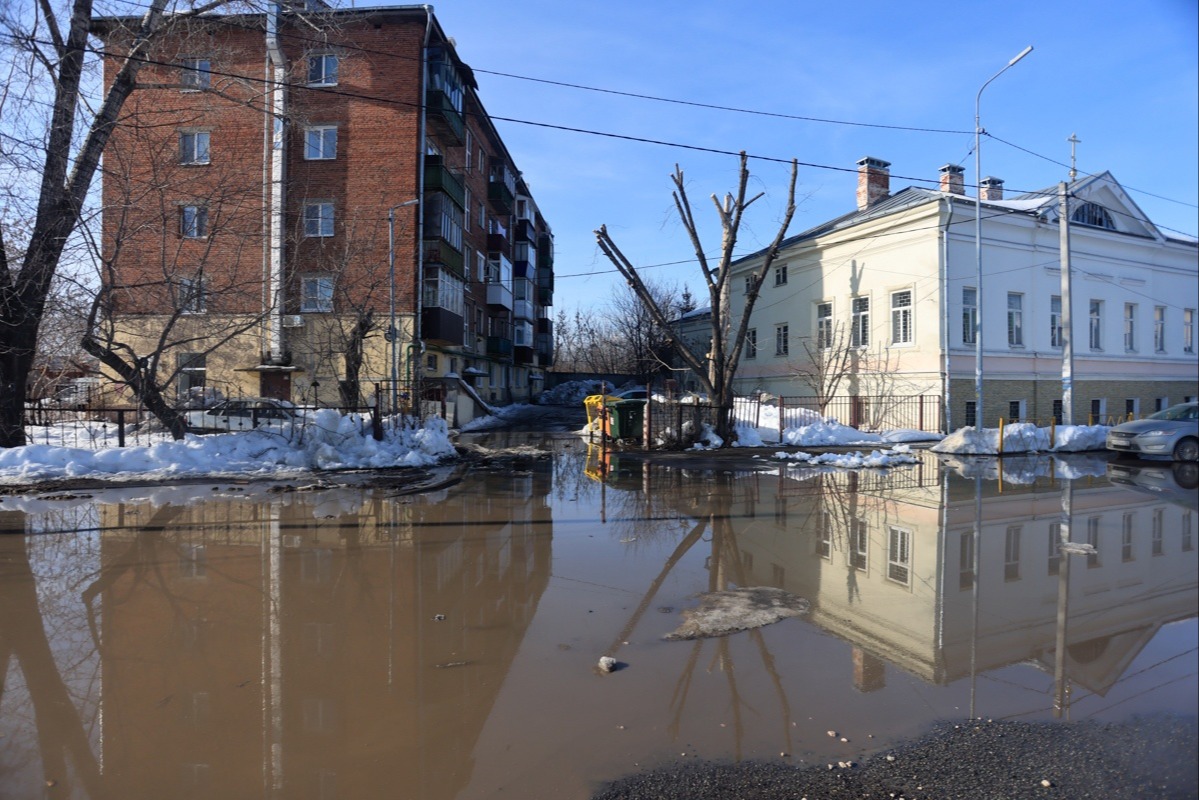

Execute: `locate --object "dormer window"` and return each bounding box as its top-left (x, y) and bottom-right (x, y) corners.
top-left (1071, 201), bottom-right (1115, 230)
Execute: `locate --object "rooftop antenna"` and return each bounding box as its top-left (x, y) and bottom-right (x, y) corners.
top-left (1067, 133), bottom-right (1081, 181)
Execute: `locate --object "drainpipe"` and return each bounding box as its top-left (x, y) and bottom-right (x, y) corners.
top-left (940, 197), bottom-right (953, 432)
top-left (411, 6), bottom-right (433, 406)
top-left (266, 4), bottom-right (287, 365)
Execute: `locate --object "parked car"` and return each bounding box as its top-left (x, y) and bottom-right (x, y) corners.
top-left (186, 398), bottom-right (297, 433)
top-left (1107, 461), bottom-right (1198, 510)
top-left (1105, 401), bottom-right (1199, 461)
top-left (613, 387), bottom-right (648, 401)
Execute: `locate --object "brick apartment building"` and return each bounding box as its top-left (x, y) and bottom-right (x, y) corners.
top-left (92, 4), bottom-right (554, 411)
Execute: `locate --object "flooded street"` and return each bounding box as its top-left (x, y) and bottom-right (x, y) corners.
top-left (1, 435), bottom-right (1196, 799)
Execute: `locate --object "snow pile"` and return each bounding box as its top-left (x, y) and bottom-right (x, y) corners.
top-left (732, 422), bottom-right (766, 447)
top-left (774, 444), bottom-right (920, 469)
top-left (782, 420), bottom-right (884, 447)
top-left (0, 412), bottom-right (456, 485)
top-left (689, 423), bottom-right (724, 450)
top-left (933, 424), bottom-right (1109, 455)
top-left (937, 453), bottom-right (1110, 482)
top-left (460, 402), bottom-right (533, 432)
top-left (537, 380), bottom-right (603, 405)
top-left (663, 587), bottom-right (809, 640)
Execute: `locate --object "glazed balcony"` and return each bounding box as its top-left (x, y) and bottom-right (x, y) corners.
top-left (423, 155), bottom-right (465, 209)
top-left (486, 335), bottom-right (512, 356)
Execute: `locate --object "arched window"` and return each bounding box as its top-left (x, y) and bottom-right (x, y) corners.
top-left (1071, 201), bottom-right (1116, 230)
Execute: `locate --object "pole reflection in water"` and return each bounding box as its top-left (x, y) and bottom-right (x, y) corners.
top-left (0, 449), bottom-right (1195, 800)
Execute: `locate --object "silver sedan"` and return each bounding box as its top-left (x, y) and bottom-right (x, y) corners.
top-left (1106, 401), bottom-right (1199, 461)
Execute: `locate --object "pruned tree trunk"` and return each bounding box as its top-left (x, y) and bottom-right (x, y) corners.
top-left (595, 152), bottom-right (797, 444)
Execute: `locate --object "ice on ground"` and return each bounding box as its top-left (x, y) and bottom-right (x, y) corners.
top-left (0, 413), bottom-right (456, 485)
top-left (774, 445), bottom-right (919, 469)
top-left (663, 587), bottom-right (810, 640)
top-left (460, 402), bottom-right (533, 432)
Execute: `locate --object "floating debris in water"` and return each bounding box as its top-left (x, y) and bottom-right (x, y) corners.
top-left (663, 587), bottom-right (810, 640)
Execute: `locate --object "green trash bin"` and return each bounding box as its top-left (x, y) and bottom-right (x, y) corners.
top-left (607, 399), bottom-right (646, 441)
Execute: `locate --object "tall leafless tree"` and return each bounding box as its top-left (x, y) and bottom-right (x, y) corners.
top-left (595, 152), bottom-right (797, 443)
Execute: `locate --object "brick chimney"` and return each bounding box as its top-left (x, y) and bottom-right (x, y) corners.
top-left (939, 164), bottom-right (965, 195)
top-left (979, 176), bottom-right (1005, 201)
top-left (856, 156), bottom-right (891, 210)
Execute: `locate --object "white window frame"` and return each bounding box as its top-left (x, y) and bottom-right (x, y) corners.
top-left (303, 202), bottom-right (334, 238)
top-left (774, 263), bottom-right (788, 286)
top-left (464, 129), bottom-right (472, 172)
top-left (962, 287), bottom-right (977, 345)
top-left (887, 527), bottom-right (911, 586)
top-left (180, 204), bottom-right (208, 238)
top-left (1124, 302), bottom-right (1137, 352)
top-left (1185, 308), bottom-right (1195, 353)
top-left (1050, 295), bottom-right (1063, 348)
top-left (307, 53), bottom-right (339, 87)
top-left (890, 290), bottom-right (913, 345)
top-left (851, 296), bottom-right (869, 348)
top-left (300, 275), bottom-right (334, 313)
top-left (180, 57), bottom-right (211, 90)
top-left (1089, 299), bottom-right (1103, 350)
top-left (774, 323), bottom-right (789, 357)
top-left (1154, 306), bottom-right (1166, 353)
top-left (304, 125), bottom-right (337, 160)
top-left (179, 131), bottom-right (210, 165)
top-left (816, 302), bottom-right (833, 350)
top-left (1007, 292), bottom-right (1024, 347)
top-left (745, 328), bottom-right (757, 360)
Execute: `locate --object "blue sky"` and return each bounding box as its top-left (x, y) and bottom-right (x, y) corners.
top-left (429, 1), bottom-right (1198, 313)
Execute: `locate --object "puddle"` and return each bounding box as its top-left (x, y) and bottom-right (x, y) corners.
top-left (0, 448), bottom-right (1194, 799)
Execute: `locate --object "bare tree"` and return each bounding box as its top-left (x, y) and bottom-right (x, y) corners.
top-left (788, 322), bottom-right (906, 429)
top-left (595, 152), bottom-right (797, 443)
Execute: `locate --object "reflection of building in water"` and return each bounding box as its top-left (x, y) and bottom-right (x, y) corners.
top-left (94, 469), bottom-right (552, 799)
top-left (675, 453), bottom-right (1197, 694)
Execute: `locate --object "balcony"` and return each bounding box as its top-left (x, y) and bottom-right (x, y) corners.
top-left (537, 234), bottom-right (554, 267)
top-left (424, 155), bottom-right (465, 209)
top-left (536, 264), bottom-right (553, 289)
top-left (486, 335), bottom-right (512, 356)
top-left (537, 287), bottom-right (553, 307)
top-left (537, 317), bottom-right (553, 337)
top-left (513, 218), bottom-right (535, 242)
top-left (486, 282), bottom-right (512, 310)
top-left (488, 163), bottom-right (516, 215)
top-left (486, 231), bottom-right (508, 254)
top-left (513, 299), bottom-right (535, 321)
top-left (421, 306), bottom-right (464, 347)
top-left (426, 86), bottom-right (464, 144)
top-left (536, 332), bottom-right (554, 366)
top-left (423, 241), bottom-right (465, 278)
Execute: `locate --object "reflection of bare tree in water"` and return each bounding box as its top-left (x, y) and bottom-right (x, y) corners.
top-left (600, 472), bottom-right (796, 758)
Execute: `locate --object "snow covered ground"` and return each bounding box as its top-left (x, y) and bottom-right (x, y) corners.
top-left (2, 411), bottom-right (456, 485)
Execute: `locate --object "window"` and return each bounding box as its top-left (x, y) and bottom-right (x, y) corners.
top-left (851, 296), bottom-right (869, 347)
top-left (1053, 399), bottom-right (1063, 424)
top-left (1152, 509), bottom-right (1164, 556)
top-left (179, 131), bottom-right (210, 165)
top-left (1004, 526), bottom-right (1021, 581)
top-left (1183, 512), bottom-right (1193, 552)
top-left (464, 129), bottom-right (472, 172)
top-left (1089, 300), bottom-right (1103, 350)
top-left (476, 251), bottom-right (487, 283)
top-left (1090, 398), bottom-right (1106, 424)
top-left (887, 527), bottom-right (911, 585)
top-left (817, 302), bottom-right (833, 349)
top-left (965, 400), bottom-right (977, 428)
top-left (307, 54), bottom-right (338, 86)
top-left (891, 290), bottom-right (912, 345)
top-left (744, 275), bottom-right (754, 295)
top-left (177, 277), bottom-right (206, 313)
top-left (180, 205), bottom-right (207, 238)
top-left (1007, 292), bottom-right (1023, 346)
top-left (1122, 513), bottom-right (1135, 562)
top-left (178, 352), bottom-right (206, 400)
top-left (745, 328), bottom-right (757, 359)
top-left (180, 57), bottom-right (211, 90)
top-left (1185, 309), bottom-right (1195, 353)
top-left (426, 354), bottom-right (438, 371)
top-left (959, 531), bottom-right (975, 590)
top-left (1155, 397), bottom-right (1169, 412)
top-left (1050, 296), bottom-right (1063, 348)
top-left (1125, 398), bottom-right (1139, 418)
top-left (817, 512), bottom-right (832, 560)
top-left (1124, 303), bottom-right (1137, 351)
top-left (303, 202), bottom-right (334, 237)
top-left (301, 276), bottom-right (334, 312)
top-left (463, 188), bottom-right (471, 231)
top-left (422, 270), bottom-right (465, 317)
top-left (775, 324), bottom-right (789, 356)
top-left (962, 287), bottom-right (977, 345)
top-left (1154, 306), bottom-right (1166, 352)
top-left (304, 126), bottom-right (337, 160)
top-left (1008, 400), bottom-right (1023, 421)
top-left (849, 518), bottom-right (868, 571)
top-left (774, 263), bottom-right (788, 286)
top-left (1071, 201), bottom-right (1115, 230)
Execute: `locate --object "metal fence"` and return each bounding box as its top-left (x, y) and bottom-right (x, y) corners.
top-left (772, 395), bottom-right (943, 435)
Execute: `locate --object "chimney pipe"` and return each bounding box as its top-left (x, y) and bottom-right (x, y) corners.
top-left (980, 176), bottom-right (1004, 201)
top-left (939, 164), bottom-right (965, 195)
top-left (856, 156), bottom-right (891, 210)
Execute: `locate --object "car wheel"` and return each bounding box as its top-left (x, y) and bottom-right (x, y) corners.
top-left (1173, 461), bottom-right (1199, 490)
top-left (1173, 437), bottom-right (1199, 462)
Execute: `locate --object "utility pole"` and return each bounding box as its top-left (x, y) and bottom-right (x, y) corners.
top-left (1059, 180), bottom-right (1073, 424)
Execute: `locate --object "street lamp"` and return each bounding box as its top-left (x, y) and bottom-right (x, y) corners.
top-left (388, 198), bottom-right (420, 413)
top-left (974, 44), bottom-right (1032, 429)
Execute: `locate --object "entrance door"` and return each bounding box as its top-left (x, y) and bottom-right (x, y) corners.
top-left (260, 371), bottom-right (292, 401)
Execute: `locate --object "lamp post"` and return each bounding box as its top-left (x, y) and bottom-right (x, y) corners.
top-left (974, 45), bottom-right (1033, 429)
top-left (388, 198), bottom-right (420, 413)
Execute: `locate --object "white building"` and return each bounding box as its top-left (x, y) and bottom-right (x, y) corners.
top-left (730, 158), bottom-right (1198, 430)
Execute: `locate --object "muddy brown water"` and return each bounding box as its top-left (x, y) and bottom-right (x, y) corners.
top-left (1, 435), bottom-right (1195, 800)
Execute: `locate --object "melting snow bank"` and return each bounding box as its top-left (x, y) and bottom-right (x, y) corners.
top-left (663, 587), bottom-right (810, 640)
top-left (933, 423), bottom-right (1108, 455)
top-left (775, 444), bottom-right (921, 469)
top-left (938, 453), bottom-right (1110, 483)
top-left (0, 411), bottom-right (456, 485)
top-left (782, 420), bottom-right (944, 447)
